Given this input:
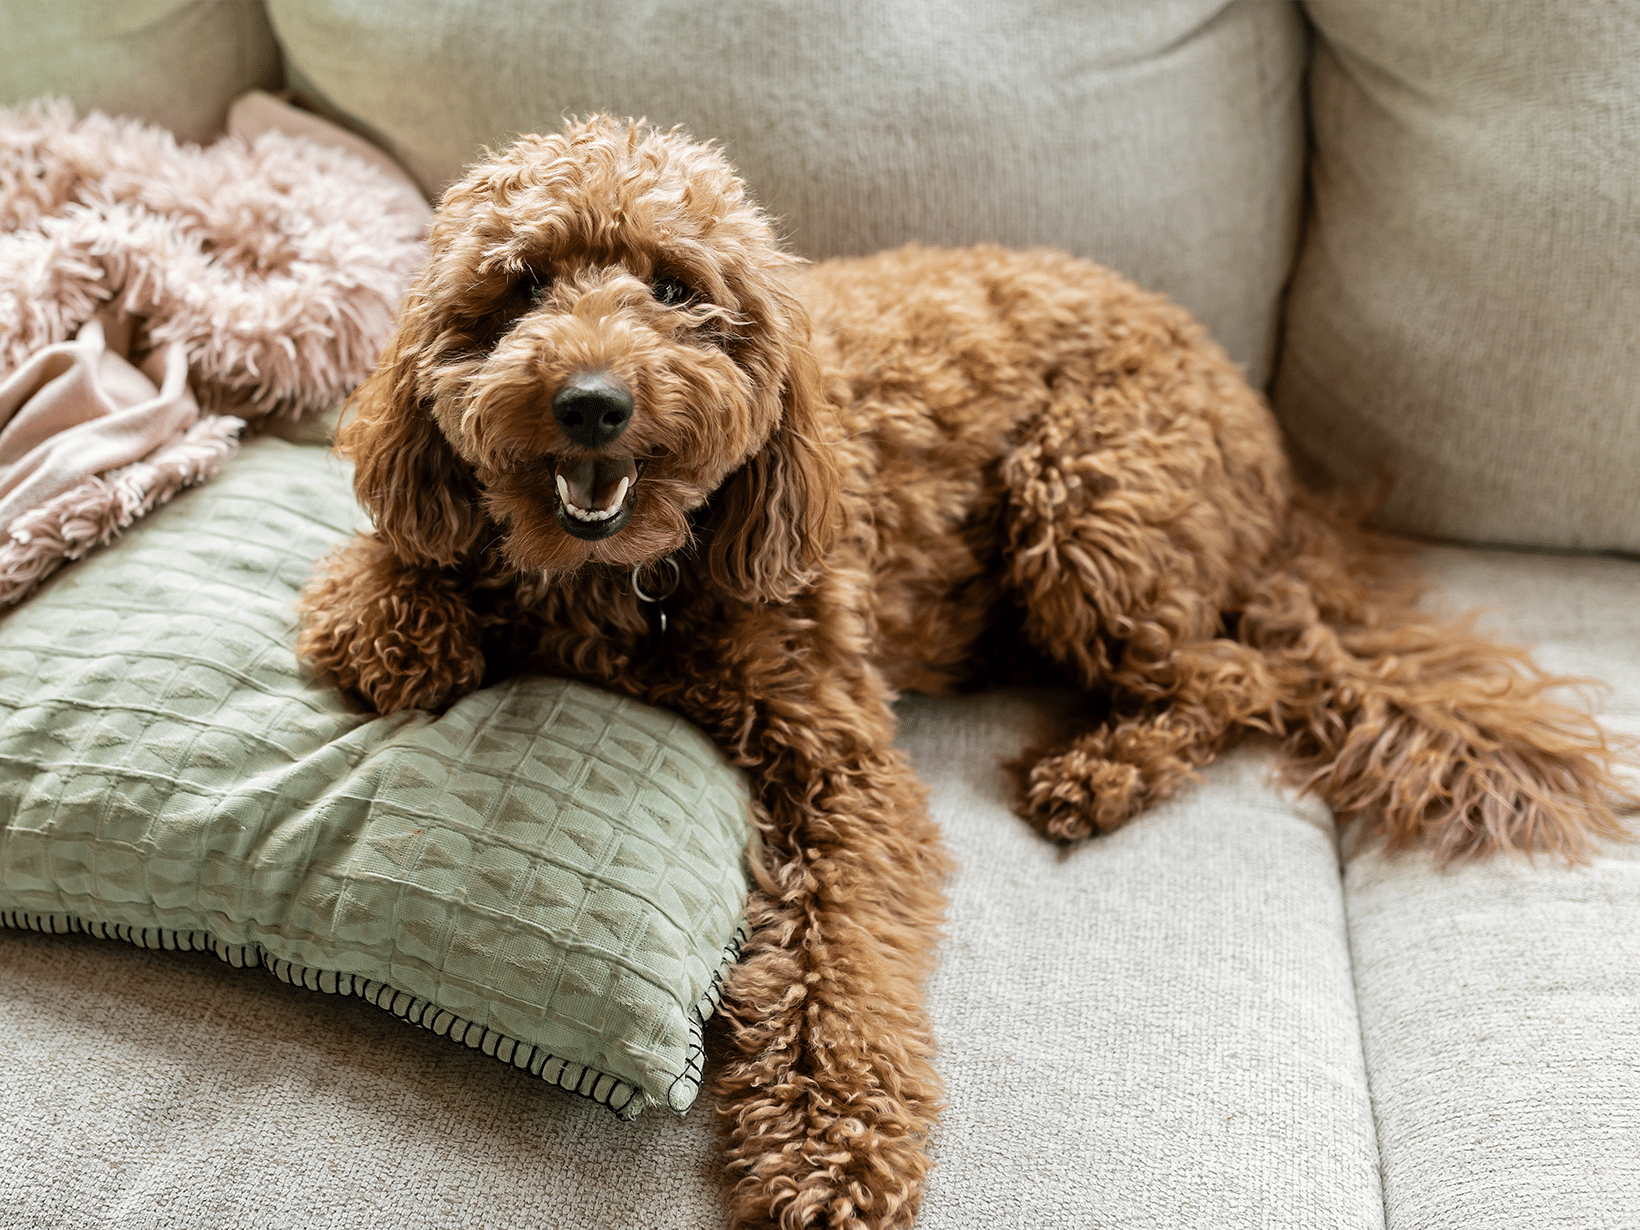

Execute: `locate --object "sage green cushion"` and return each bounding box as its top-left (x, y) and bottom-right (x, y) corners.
top-left (0, 434), bottom-right (751, 1120)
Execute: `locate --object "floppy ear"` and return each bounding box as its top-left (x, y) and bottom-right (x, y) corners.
top-left (338, 324), bottom-right (485, 568)
top-left (704, 340), bottom-right (840, 604)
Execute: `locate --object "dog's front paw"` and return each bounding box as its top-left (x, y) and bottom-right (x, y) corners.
top-left (301, 606), bottom-right (484, 714)
top-left (723, 1094), bottom-right (932, 1230)
top-left (1020, 747), bottom-right (1146, 841)
top-left (715, 909), bottom-right (942, 1230)
top-left (296, 537), bottom-right (486, 714)
top-left (720, 1057), bottom-right (936, 1230)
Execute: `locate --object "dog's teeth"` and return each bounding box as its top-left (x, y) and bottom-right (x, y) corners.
top-left (556, 467), bottom-right (633, 522)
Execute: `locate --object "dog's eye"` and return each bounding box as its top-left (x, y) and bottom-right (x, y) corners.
top-left (527, 273), bottom-right (552, 304)
top-left (652, 275), bottom-right (693, 306)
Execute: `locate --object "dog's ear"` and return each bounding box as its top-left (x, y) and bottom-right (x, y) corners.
top-left (704, 341), bottom-right (840, 604)
top-left (339, 322), bottom-right (485, 568)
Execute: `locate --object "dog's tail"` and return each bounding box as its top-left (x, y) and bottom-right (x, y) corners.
top-left (1242, 499), bottom-right (1637, 859)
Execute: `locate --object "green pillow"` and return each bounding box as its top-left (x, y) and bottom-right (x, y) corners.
top-left (0, 436), bottom-right (751, 1120)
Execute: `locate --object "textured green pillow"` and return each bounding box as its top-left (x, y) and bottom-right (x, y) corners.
top-left (0, 436), bottom-right (751, 1119)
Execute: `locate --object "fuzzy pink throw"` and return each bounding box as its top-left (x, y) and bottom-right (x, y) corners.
top-left (0, 98), bottom-right (428, 607)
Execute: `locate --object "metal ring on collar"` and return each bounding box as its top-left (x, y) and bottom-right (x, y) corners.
top-left (631, 555), bottom-right (681, 604)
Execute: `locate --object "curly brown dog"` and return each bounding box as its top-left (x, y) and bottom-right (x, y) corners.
top-left (298, 116), bottom-right (1634, 1230)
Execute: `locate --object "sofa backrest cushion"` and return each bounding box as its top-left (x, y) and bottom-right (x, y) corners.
top-left (265, 0), bottom-right (1308, 388)
top-left (1273, 0), bottom-right (1640, 552)
top-left (0, 0), bottom-right (282, 144)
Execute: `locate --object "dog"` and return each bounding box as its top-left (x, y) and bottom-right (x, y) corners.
top-left (297, 115), bottom-right (1634, 1230)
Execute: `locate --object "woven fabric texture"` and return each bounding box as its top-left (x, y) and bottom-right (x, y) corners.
top-left (901, 694), bottom-right (1384, 1229)
top-left (1343, 546), bottom-right (1640, 1229)
top-left (1273, 0), bottom-right (1640, 551)
top-left (265, 0), bottom-right (1306, 388)
top-left (0, 433), bottom-right (752, 1119)
top-left (0, 0), bottom-right (281, 143)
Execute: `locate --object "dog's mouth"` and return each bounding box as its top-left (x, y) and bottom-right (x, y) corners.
top-left (554, 456), bottom-right (643, 540)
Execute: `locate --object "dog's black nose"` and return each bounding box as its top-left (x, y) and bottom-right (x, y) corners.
top-left (552, 372), bottom-right (634, 448)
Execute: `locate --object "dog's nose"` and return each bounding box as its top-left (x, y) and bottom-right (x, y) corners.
top-left (552, 372), bottom-right (634, 448)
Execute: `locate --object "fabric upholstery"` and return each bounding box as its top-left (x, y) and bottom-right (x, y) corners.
top-left (265, 0), bottom-right (1308, 388)
top-left (1273, 0), bottom-right (1640, 552)
top-left (0, 683), bottom-right (1385, 1227)
top-left (0, 0), bottom-right (281, 143)
top-left (0, 928), bottom-right (732, 1229)
top-left (1343, 546), bottom-right (1640, 1230)
top-left (900, 694), bottom-right (1384, 1229)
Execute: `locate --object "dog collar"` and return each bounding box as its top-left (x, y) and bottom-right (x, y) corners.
top-left (631, 555), bottom-right (681, 635)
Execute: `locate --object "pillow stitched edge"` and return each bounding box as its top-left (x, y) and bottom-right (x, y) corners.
top-left (1, 908), bottom-right (747, 1121)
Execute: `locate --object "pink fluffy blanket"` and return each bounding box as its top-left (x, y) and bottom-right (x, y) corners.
top-left (0, 97), bottom-right (428, 607)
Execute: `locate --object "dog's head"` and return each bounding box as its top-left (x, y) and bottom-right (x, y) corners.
top-left (343, 115), bottom-right (837, 602)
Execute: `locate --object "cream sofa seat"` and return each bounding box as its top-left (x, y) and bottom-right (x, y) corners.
top-left (4, 541), bottom-right (1634, 1228)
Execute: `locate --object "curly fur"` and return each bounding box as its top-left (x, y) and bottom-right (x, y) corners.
top-left (298, 116), bottom-right (1636, 1229)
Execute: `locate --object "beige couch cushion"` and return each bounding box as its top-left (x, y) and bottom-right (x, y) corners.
top-left (903, 695), bottom-right (1383, 1228)
top-left (1344, 546), bottom-right (1640, 1229)
top-left (1273, 1), bottom-right (1640, 552)
top-left (0, 679), bottom-right (1382, 1227)
top-left (0, 928), bottom-right (731, 1230)
top-left (265, 0), bottom-right (1307, 387)
top-left (0, 0), bottom-right (281, 143)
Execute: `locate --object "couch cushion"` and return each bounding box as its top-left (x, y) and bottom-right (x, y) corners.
top-left (265, 0), bottom-right (1307, 387)
top-left (1342, 546), bottom-right (1640, 1228)
top-left (0, 927), bottom-right (733, 1229)
top-left (1272, 1), bottom-right (1640, 552)
top-left (0, 434), bottom-right (752, 1120)
top-left (0, 687), bottom-right (1384, 1229)
top-left (901, 693), bottom-right (1383, 1228)
top-left (0, 0), bottom-right (281, 144)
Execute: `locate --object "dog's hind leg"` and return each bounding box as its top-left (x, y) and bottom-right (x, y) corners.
top-left (997, 354), bottom-right (1293, 841)
top-left (1010, 494), bottom-right (1635, 856)
top-left (996, 334), bottom-right (1632, 856)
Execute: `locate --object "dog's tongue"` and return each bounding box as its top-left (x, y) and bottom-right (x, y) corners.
top-left (558, 456), bottom-right (637, 511)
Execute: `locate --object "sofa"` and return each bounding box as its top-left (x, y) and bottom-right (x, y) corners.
top-left (1, 2), bottom-right (1636, 1227)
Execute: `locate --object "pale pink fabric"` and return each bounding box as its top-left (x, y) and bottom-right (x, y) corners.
top-left (0, 312), bottom-right (199, 527)
top-left (225, 90), bottom-right (433, 228)
top-left (0, 418), bottom-right (242, 607)
top-left (0, 95), bottom-right (428, 606)
top-left (0, 98), bottom-right (427, 416)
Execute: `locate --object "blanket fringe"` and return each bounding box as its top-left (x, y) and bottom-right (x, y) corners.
top-left (0, 416), bottom-right (243, 609)
top-left (1, 98), bottom-right (426, 417)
